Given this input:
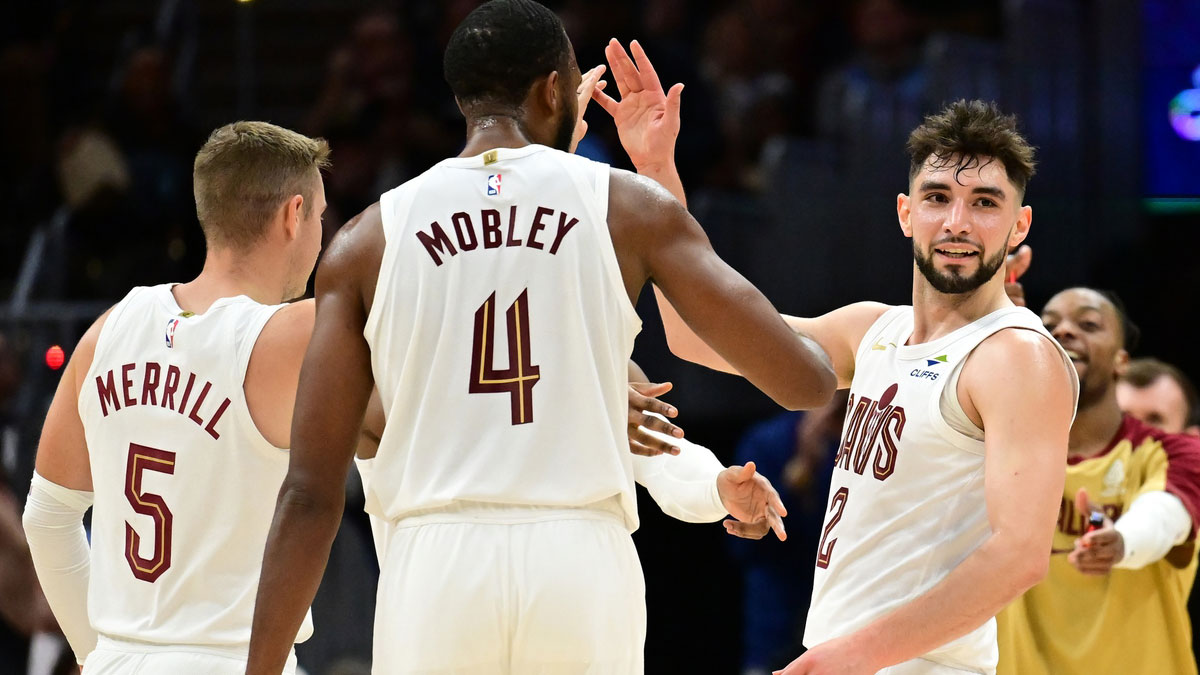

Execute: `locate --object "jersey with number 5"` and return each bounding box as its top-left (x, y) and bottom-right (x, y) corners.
top-left (803, 305), bottom-right (1075, 672)
top-left (364, 145), bottom-right (642, 529)
top-left (77, 285), bottom-right (314, 647)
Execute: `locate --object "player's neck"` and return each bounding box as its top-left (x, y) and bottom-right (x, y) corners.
top-left (1068, 390), bottom-right (1125, 460)
top-left (460, 115), bottom-right (539, 157)
top-left (908, 272), bottom-right (1011, 344)
top-left (173, 249), bottom-right (288, 312)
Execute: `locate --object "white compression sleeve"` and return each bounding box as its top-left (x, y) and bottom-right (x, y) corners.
top-left (632, 415), bottom-right (727, 523)
top-left (22, 471), bottom-right (96, 664)
top-left (1113, 490), bottom-right (1193, 570)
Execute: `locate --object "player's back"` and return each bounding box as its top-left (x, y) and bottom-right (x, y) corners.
top-left (78, 284), bottom-right (314, 648)
top-left (365, 144), bottom-right (642, 529)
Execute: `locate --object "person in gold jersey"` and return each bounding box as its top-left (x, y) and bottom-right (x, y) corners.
top-left (997, 286), bottom-right (1200, 675)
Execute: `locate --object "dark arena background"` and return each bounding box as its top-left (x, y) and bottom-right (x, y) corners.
top-left (2, 1), bottom-right (1199, 674)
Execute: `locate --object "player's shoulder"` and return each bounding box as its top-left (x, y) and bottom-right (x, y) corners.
top-left (965, 325), bottom-right (1072, 394)
top-left (971, 325), bottom-right (1065, 372)
top-left (320, 203), bottom-right (384, 277)
top-left (257, 299), bottom-right (315, 354)
top-left (608, 166), bottom-right (677, 206)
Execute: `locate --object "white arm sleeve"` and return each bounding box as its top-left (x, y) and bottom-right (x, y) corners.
top-left (632, 417), bottom-right (727, 523)
top-left (1113, 490), bottom-right (1193, 570)
top-left (22, 471), bottom-right (96, 664)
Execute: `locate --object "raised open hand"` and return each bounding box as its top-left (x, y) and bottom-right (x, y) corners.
top-left (593, 39), bottom-right (682, 171)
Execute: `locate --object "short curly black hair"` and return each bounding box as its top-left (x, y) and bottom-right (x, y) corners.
top-left (907, 99), bottom-right (1037, 199)
top-left (443, 0), bottom-right (571, 110)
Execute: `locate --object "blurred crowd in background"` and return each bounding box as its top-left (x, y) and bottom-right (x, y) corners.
top-left (1, 1), bottom-right (1198, 674)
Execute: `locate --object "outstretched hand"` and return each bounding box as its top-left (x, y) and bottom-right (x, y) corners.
top-left (628, 381), bottom-right (684, 456)
top-left (593, 38), bottom-right (683, 170)
top-left (718, 462), bottom-right (788, 541)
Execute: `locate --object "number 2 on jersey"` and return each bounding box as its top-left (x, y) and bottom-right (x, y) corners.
top-left (816, 486), bottom-right (849, 569)
top-left (124, 443), bottom-right (176, 582)
top-left (469, 289), bottom-right (541, 425)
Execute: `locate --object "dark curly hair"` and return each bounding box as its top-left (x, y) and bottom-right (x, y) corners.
top-left (443, 0), bottom-right (571, 110)
top-left (907, 100), bottom-right (1037, 199)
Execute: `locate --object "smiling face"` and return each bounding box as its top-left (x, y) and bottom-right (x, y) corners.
top-left (1041, 288), bottom-right (1128, 408)
top-left (898, 154), bottom-right (1031, 296)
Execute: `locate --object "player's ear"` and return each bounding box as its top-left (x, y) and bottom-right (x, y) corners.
top-left (897, 193), bottom-right (913, 238)
top-left (1009, 204), bottom-right (1032, 247)
top-left (281, 194), bottom-right (304, 242)
top-left (1113, 348), bottom-right (1130, 379)
top-left (543, 71), bottom-right (561, 114)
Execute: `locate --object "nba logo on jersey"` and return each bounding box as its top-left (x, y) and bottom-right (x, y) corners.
top-left (487, 174), bottom-right (501, 196)
top-left (165, 318), bottom-right (180, 348)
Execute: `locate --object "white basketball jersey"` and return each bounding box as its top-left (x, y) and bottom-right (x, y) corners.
top-left (363, 144), bottom-right (642, 529)
top-left (804, 305), bottom-right (1076, 671)
top-left (77, 285), bottom-right (314, 647)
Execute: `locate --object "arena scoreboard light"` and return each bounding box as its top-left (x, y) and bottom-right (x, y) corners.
top-left (1144, 0), bottom-right (1200, 202)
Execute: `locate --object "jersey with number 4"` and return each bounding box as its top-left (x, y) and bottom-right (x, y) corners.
top-left (364, 144), bottom-right (642, 529)
top-left (77, 285), bottom-right (314, 647)
top-left (803, 305), bottom-right (1075, 672)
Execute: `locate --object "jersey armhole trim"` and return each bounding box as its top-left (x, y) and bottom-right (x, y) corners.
top-left (231, 303), bottom-right (292, 453)
top-left (566, 163), bottom-right (641, 331)
top-left (364, 178), bottom-right (424, 346)
top-left (852, 305), bottom-right (907, 365)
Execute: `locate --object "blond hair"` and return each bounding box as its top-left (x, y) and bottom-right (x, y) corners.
top-left (193, 121), bottom-right (331, 249)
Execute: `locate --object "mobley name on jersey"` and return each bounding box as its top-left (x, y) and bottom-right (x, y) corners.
top-left (92, 361), bottom-right (232, 440)
top-left (416, 203), bottom-right (582, 266)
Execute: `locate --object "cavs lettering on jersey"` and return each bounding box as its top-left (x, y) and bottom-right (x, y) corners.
top-left (364, 144), bottom-right (643, 529)
top-left (805, 305), bottom-right (1075, 674)
top-left (997, 415), bottom-right (1200, 675)
top-left (77, 285), bottom-right (313, 647)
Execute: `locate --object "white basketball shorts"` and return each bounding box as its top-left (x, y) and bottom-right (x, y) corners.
top-left (372, 501), bottom-right (646, 674)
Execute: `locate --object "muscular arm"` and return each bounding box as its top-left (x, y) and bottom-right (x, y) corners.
top-left (609, 170), bottom-right (835, 410)
top-left (802, 330), bottom-right (1074, 671)
top-left (247, 206), bottom-right (382, 674)
top-left (655, 295), bottom-right (888, 389)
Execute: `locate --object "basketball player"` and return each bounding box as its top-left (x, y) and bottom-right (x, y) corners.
top-left (22, 121), bottom-right (329, 673)
top-left (995, 287), bottom-right (1200, 675)
top-left (595, 42), bottom-right (1078, 674)
top-left (1118, 357), bottom-right (1200, 436)
top-left (247, 2), bottom-right (835, 673)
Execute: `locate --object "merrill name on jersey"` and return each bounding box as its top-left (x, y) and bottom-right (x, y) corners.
top-left (94, 362), bottom-right (232, 440)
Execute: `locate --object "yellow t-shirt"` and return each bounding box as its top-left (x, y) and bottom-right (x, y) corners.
top-left (998, 415), bottom-right (1200, 675)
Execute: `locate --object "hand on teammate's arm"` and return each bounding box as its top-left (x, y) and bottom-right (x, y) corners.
top-left (775, 331), bottom-right (1075, 675)
top-left (627, 380), bottom-right (683, 456)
